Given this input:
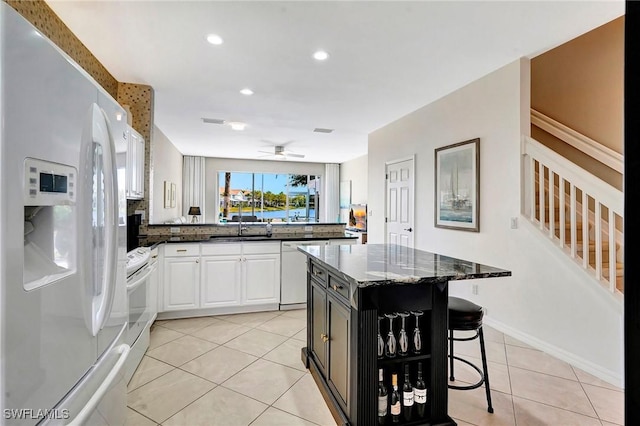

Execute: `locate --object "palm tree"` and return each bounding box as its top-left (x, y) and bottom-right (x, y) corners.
top-left (222, 172), bottom-right (231, 218)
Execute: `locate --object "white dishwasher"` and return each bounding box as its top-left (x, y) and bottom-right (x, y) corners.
top-left (280, 240), bottom-right (329, 309)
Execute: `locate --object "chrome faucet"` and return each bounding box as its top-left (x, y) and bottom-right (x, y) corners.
top-left (237, 198), bottom-right (248, 236)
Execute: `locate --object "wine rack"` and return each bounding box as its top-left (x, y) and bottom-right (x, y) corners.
top-left (377, 310), bottom-right (433, 425)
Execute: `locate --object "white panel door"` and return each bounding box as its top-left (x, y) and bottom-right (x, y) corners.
top-left (386, 158), bottom-right (415, 248)
top-left (164, 257), bottom-right (200, 310)
top-left (201, 255), bottom-right (241, 307)
top-left (243, 254), bottom-right (280, 304)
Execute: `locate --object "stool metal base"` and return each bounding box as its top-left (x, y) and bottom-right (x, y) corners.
top-left (448, 327), bottom-right (494, 413)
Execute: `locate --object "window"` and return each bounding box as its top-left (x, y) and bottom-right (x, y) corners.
top-left (217, 172), bottom-right (321, 223)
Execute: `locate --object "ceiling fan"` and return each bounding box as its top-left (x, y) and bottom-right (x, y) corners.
top-left (258, 144), bottom-right (305, 159)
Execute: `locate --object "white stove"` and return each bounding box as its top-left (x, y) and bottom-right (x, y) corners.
top-left (126, 247), bottom-right (151, 277)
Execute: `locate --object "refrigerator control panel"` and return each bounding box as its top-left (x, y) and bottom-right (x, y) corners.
top-left (24, 158), bottom-right (77, 206)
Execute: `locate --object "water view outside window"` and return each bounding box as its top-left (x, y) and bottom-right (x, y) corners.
top-left (218, 172), bottom-right (320, 222)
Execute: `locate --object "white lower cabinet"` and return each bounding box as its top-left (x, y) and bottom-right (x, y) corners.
top-left (161, 242), bottom-right (280, 314)
top-left (163, 256), bottom-right (200, 310)
top-left (244, 254), bottom-right (280, 304)
top-left (201, 255), bottom-right (241, 307)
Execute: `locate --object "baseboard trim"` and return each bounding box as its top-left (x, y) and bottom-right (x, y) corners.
top-left (484, 316), bottom-right (624, 389)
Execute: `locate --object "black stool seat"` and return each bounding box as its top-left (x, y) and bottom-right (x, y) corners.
top-left (449, 296), bottom-right (484, 330)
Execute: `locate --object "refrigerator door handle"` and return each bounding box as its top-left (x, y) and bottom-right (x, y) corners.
top-left (90, 104), bottom-right (119, 336)
top-left (67, 344), bottom-right (130, 426)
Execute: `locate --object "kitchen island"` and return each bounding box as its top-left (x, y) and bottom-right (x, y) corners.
top-left (298, 244), bottom-right (511, 426)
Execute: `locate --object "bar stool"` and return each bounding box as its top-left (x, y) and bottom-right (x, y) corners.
top-left (448, 296), bottom-right (493, 413)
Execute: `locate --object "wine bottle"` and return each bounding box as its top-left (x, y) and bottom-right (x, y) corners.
top-left (390, 373), bottom-right (401, 423)
top-left (402, 364), bottom-right (414, 422)
top-left (377, 368), bottom-right (388, 425)
top-left (415, 362), bottom-right (427, 418)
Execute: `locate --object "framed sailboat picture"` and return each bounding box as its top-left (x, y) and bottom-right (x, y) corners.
top-left (434, 138), bottom-right (480, 232)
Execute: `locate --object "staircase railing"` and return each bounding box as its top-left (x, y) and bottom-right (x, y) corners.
top-left (522, 135), bottom-right (624, 296)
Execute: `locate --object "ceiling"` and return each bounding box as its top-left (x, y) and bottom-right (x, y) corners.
top-left (45, 1), bottom-right (624, 164)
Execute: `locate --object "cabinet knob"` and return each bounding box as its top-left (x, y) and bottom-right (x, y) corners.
top-left (320, 333), bottom-right (329, 343)
top-left (332, 284), bottom-right (343, 291)
top-left (195, 259), bottom-right (199, 263)
top-left (313, 270), bottom-right (323, 276)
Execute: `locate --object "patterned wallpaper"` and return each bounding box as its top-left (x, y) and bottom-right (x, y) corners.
top-left (5, 0), bottom-right (155, 228)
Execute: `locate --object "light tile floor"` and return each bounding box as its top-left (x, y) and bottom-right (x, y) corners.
top-left (125, 309), bottom-right (624, 425)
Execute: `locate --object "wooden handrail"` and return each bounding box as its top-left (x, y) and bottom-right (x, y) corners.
top-left (530, 108), bottom-right (623, 174)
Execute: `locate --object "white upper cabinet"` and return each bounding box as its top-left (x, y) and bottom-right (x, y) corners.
top-left (126, 125), bottom-right (145, 199)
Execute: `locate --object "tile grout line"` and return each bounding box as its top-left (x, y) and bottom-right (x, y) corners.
top-left (138, 310), bottom-right (334, 425)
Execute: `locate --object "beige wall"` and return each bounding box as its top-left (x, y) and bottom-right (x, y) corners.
top-left (150, 126), bottom-right (183, 224)
top-left (531, 17), bottom-right (624, 155)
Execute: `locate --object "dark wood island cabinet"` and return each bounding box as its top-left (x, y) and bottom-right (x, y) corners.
top-left (299, 244), bottom-right (511, 426)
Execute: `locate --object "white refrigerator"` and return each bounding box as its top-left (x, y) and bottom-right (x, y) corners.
top-left (1, 3), bottom-right (130, 425)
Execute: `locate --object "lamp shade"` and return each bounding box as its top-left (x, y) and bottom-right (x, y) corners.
top-left (188, 206), bottom-right (201, 216)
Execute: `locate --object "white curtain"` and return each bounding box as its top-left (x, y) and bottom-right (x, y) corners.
top-left (323, 163), bottom-right (340, 223)
top-left (182, 156), bottom-right (206, 219)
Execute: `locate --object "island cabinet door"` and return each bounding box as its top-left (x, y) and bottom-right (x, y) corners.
top-left (310, 282), bottom-right (328, 374)
top-left (327, 294), bottom-right (350, 411)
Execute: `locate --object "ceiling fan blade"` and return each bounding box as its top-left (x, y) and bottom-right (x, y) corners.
top-left (284, 152), bottom-right (305, 158)
top-left (257, 150), bottom-right (274, 154)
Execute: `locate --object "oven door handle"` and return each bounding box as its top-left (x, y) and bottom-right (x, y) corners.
top-left (126, 264), bottom-right (155, 292)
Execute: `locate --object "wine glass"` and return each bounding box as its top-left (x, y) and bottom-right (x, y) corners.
top-left (377, 315), bottom-right (385, 359)
top-left (411, 310), bottom-right (424, 354)
top-left (398, 312), bottom-right (410, 356)
top-left (384, 313), bottom-right (398, 358)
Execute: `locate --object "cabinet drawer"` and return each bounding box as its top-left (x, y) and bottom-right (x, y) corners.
top-left (243, 241), bottom-right (280, 255)
top-left (164, 243), bottom-right (200, 257)
top-left (201, 242), bottom-right (241, 256)
top-left (328, 275), bottom-right (349, 302)
top-left (310, 261), bottom-right (327, 284)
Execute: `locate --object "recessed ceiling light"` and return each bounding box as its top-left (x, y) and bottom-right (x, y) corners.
top-left (228, 121), bottom-right (246, 131)
top-left (240, 88), bottom-right (254, 96)
top-left (206, 34), bottom-right (224, 45)
top-left (313, 50), bottom-right (329, 61)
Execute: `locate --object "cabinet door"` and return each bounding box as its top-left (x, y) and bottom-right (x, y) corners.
top-left (125, 128), bottom-right (133, 198)
top-left (243, 254), bottom-right (280, 304)
top-left (136, 135), bottom-right (145, 197)
top-left (328, 294), bottom-right (350, 409)
top-left (201, 255), bottom-right (241, 307)
top-left (163, 256), bottom-right (200, 311)
top-left (310, 282), bottom-right (328, 375)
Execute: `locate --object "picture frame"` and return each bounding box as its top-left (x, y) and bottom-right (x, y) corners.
top-left (164, 181), bottom-right (171, 209)
top-left (170, 183), bottom-right (176, 208)
top-left (434, 138), bottom-right (480, 232)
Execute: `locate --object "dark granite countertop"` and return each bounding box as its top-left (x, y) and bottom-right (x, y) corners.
top-left (138, 232), bottom-right (357, 247)
top-left (298, 243), bottom-right (511, 287)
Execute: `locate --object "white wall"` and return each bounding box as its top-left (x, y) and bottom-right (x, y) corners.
top-left (367, 59), bottom-right (623, 385)
top-left (150, 126), bottom-right (183, 223)
top-left (204, 158), bottom-right (325, 223)
top-left (340, 154), bottom-right (368, 204)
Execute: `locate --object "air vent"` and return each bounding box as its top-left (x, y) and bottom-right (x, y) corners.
top-left (202, 118), bottom-right (225, 125)
top-left (313, 128), bottom-right (334, 134)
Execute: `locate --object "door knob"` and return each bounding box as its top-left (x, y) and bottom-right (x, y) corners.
top-left (321, 333), bottom-right (329, 343)
top-left (404, 227), bottom-right (413, 232)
